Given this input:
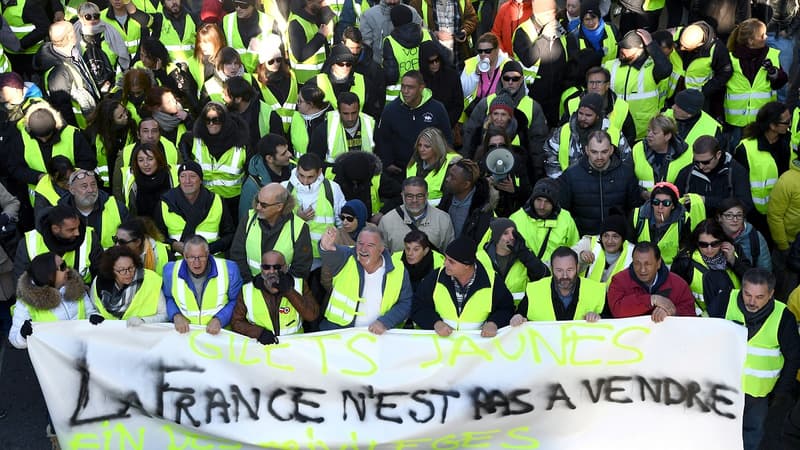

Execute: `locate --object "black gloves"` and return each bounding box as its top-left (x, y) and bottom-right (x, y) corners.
top-left (762, 59), bottom-right (779, 79)
top-left (89, 314), bottom-right (105, 325)
top-left (275, 272), bottom-right (295, 296)
top-left (0, 213), bottom-right (10, 228)
top-left (258, 329), bottom-right (279, 345)
top-left (20, 319), bottom-right (32, 338)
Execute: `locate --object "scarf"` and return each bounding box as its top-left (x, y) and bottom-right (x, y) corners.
top-left (153, 110), bottom-right (183, 133)
top-left (737, 293), bottom-right (775, 339)
top-left (582, 19), bottom-right (605, 51)
top-left (701, 251), bottom-right (727, 271)
top-left (403, 250), bottom-right (435, 284)
top-left (96, 269), bottom-right (145, 318)
top-left (134, 168), bottom-right (171, 217)
top-left (301, 108), bottom-right (327, 123)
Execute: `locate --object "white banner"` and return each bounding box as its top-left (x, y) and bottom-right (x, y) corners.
top-left (28, 317), bottom-right (747, 450)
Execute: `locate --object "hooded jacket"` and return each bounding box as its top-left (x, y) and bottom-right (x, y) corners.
top-left (419, 41), bottom-right (463, 126)
top-left (32, 41), bottom-right (100, 127)
top-left (674, 152), bottom-right (754, 214)
top-left (375, 88), bottom-right (453, 171)
top-left (9, 269), bottom-right (95, 349)
top-left (559, 154), bottom-right (643, 236)
top-left (179, 110), bottom-right (250, 161)
top-left (607, 261), bottom-right (696, 318)
top-left (73, 20), bottom-right (131, 71)
top-left (383, 22), bottom-right (425, 83)
top-left (282, 169), bottom-right (347, 229)
top-left (352, 43), bottom-right (386, 114)
top-left (360, 2), bottom-right (423, 64)
top-left (333, 151), bottom-right (400, 217)
top-left (767, 159), bottom-right (800, 251)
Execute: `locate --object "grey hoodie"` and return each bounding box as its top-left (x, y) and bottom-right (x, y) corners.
top-left (360, 1), bottom-right (422, 64)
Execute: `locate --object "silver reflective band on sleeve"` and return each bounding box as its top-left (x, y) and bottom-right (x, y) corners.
top-left (743, 367), bottom-right (781, 378)
top-left (294, 63), bottom-right (324, 70)
top-left (10, 25), bottom-right (36, 33)
top-left (747, 347), bottom-right (781, 357)
top-left (511, 292), bottom-right (525, 300)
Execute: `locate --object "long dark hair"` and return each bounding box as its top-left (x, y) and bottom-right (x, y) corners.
top-left (744, 101), bottom-right (789, 138)
top-left (687, 218), bottom-right (732, 253)
top-left (87, 98), bottom-right (136, 164)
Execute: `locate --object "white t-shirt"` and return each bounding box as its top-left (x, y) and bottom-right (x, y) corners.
top-left (353, 257), bottom-right (386, 327)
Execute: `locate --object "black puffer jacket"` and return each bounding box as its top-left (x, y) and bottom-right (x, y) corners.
top-left (558, 154), bottom-right (643, 236)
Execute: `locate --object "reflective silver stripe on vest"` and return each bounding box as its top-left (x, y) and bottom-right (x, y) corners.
top-left (744, 367), bottom-right (782, 378)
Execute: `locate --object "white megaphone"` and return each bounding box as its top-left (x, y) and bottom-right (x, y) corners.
top-left (485, 147), bottom-right (514, 182)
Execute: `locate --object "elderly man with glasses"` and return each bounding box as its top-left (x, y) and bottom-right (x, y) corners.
top-left (378, 176), bottom-right (454, 253)
top-left (231, 250), bottom-right (319, 344)
top-left (229, 182), bottom-right (313, 283)
top-left (57, 168), bottom-right (129, 249)
top-left (162, 235), bottom-right (242, 335)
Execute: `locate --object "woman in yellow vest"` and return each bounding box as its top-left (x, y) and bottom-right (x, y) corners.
top-left (33, 156), bottom-right (73, 213)
top-left (140, 86), bottom-right (193, 147)
top-left (473, 126), bottom-right (531, 218)
top-left (395, 229), bottom-right (444, 295)
top-left (289, 84), bottom-right (331, 155)
top-left (200, 47), bottom-right (254, 106)
top-left (90, 245), bottom-right (167, 326)
top-left (631, 182), bottom-right (691, 266)
top-left (118, 68), bottom-right (152, 124)
top-left (631, 114), bottom-right (691, 192)
top-left (86, 98), bottom-right (137, 191)
top-left (733, 102), bottom-right (792, 239)
top-left (671, 219), bottom-right (751, 316)
top-left (113, 217), bottom-right (174, 276)
top-left (188, 23), bottom-right (226, 97)
top-left (113, 142), bottom-right (178, 218)
top-left (9, 252), bottom-right (97, 349)
top-left (573, 214), bottom-right (634, 286)
top-left (406, 127), bottom-right (462, 207)
top-left (254, 34), bottom-right (298, 134)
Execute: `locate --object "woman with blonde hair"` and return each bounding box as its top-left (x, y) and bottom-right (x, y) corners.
top-left (406, 127), bottom-right (462, 206)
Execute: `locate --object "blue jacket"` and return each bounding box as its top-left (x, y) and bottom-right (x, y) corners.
top-left (319, 243), bottom-right (412, 330)
top-left (163, 256), bottom-right (242, 326)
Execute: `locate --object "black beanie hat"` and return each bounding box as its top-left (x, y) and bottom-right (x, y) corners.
top-left (489, 218), bottom-right (516, 241)
top-left (582, 0), bottom-right (601, 17)
top-left (330, 43), bottom-right (356, 64)
top-left (390, 4), bottom-right (413, 27)
top-left (29, 252), bottom-right (57, 287)
top-left (578, 92), bottom-right (604, 117)
top-left (501, 60), bottom-right (524, 76)
top-left (445, 236), bottom-right (477, 266)
top-left (674, 89), bottom-right (704, 116)
top-left (601, 214), bottom-right (629, 241)
top-left (178, 161), bottom-right (204, 181)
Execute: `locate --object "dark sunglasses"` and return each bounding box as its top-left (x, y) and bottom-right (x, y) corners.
top-left (234, 1), bottom-right (251, 8)
top-left (112, 235), bottom-right (138, 246)
top-left (428, 57), bottom-right (441, 64)
top-left (697, 240), bottom-right (722, 249)
top-left (335, 61), bottom-right (353, 67)
top-left (502, 75), bottom-right (522, 82)
top-left (476, 47), bottom-right (495, 54)
top-left (339, 214), bottom-right (356, 223)
top-left (58, 261), bottom-right (67, 272)
top-left (694, 155), bottom-right (716, 166)
top-left (205, 116), bottom-right (222, 125)
top-left (651, 198), bottom-right (673, 207)
top-left (260, 263), bottom-right (283, 271)
top-left (83, 13), bottom-right (101, 20)
top-left (267, 56), bottom-right (283, 65)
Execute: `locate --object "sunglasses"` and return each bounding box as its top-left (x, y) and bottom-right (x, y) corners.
top-left (339, 214), bottom-right (356, 223)
top-left (697, 240), bottom-right (722, 249)
top-left (335, 61), bottom-right (353, 67)
top-left (112, 235), bottom-right (138, 246)
top-left (476, 48), bottom-right (495, 54)
top-left (83, 13), bottom-right (101, 20)
top-left (261, 263), bottom-right (283, 271)
top-left (502, 75), bottom-right (522, 82)
top-left (57, 261), bottom-right (67, 272)
top-left (428, 57), bottom-right (441, 64)
top-left (205, 116), bottom-right (222, 125)
top-left (651, 199), bottom-right (673, 207)
top-left (234, 1), bottom-right (251, 8)
top-left (694, 155), bottom-right (716, 166)
top-left (267, 57), bottom-right (283, 65)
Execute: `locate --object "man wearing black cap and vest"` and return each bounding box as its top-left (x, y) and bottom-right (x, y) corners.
top-left (462, 59), bottom-right (549, 175)
top-left (572, 214), bottom-right (636, 285)
top-left (412, 236), bottom-right (513, 336)
top-left (603, 29), bottom-right (672, 139)
top-left (545, 92), bottom-right (632, 178)
top-left (154, 161), bottom-right (235, 256)
top-left (308, 43), bottom-right (381, 119)
top-left (664, 88), bottom-right (725, 149)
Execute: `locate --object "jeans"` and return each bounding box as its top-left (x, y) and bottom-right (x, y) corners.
top-left (743, 394), bottom-right (769, 450)
top-left (766, 32), bottom-right (796, 103)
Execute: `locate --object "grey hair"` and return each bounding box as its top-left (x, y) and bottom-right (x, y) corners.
top-left (183, 235), bottom-right (210, 255)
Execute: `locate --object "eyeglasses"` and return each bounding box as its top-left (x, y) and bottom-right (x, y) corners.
top-left (404, 193), bottom-right (426, 201)
top-left (428, 57), bottom-right (441, 64)
top-left (114, 266), bottom-right (136, 275)
top-left (260, 263), bottom-right (283, 271)
top-left (335, 61), bottom-right (353, 67)
top-left (57, 261), bottom-right (67, 272)
top-left (186, 255), bottom-right (206, 262)
top-left (112, 235), bottom-right (138, 246)
top-left (697, 240), bottom-right (722, 249)
top-left (339, 214), bottom-right (356, 223)
top-left (205, 116), bottom-right (222, 125)
top-left (267, 57), bottom-right (283, 65)
top-left (693, 155), bottom-right (716, 166)
top-left (651, 199), bottom-right (673, 207)
top-left (257, 200), bottom-right (283, 209)
top-left (83, 13), bottom-right (100, 20)
top-left (721, 212), bottom-right (744, 221)
top-left (234, 1), bottom-right (251, 8)
top-left (502, 75), bottom-right (522, 82)
top-left (476, 47), bottom-right (495, 54)
top-left (587, 80), bottom-right (607, 85)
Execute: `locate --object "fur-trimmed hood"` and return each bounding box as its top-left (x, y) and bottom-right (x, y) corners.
top-left (17, 269), bottom-right (86, 310)
top-left (23, 101), bottom-right (65, 135)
